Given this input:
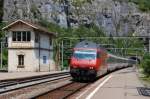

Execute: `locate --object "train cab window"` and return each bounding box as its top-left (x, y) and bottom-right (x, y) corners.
top-left (73, 50), bottom-right (96, 60)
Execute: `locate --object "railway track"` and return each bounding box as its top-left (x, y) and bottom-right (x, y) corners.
top-left (32, 82), bottom-right (90, 99)
top-left (31, 67), bottom-right (131, 99)
top-left (0, 67), bottom-right (132, 99)
top-left (0, 72), bottom-right (70, 94)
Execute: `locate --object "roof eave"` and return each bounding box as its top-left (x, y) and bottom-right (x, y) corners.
top-left (35, 29), bottom-right (57, 37)
top-left (2, 19), bottom-right (38, 30)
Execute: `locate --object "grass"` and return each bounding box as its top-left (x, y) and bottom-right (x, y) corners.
top-left (137, 66), bottom-right (150, 87)
top-left (0, 66), bottom-right (8, 71)
top-left (140, 76), bottom-right (150, 87)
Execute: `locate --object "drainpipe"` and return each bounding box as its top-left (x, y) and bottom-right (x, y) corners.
top-left (49, 45), bottom-right (51, 72)
top-left (38, 34), bottom-right (41, 72)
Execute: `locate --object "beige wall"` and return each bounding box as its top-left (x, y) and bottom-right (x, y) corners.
top-left (8, 49), bottom-right (55, 72)
top-left (8, 49), bottom-right (39, 72)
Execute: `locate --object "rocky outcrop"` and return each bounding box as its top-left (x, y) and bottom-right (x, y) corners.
top-left (2, 0), bottom-right (150, 36)
top-left (3, 0), bottom-right (68, 27)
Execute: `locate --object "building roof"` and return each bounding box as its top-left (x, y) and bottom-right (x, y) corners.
top-left (2, 19), bottom-right (56, 37)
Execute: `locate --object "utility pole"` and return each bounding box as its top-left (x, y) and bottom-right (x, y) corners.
top-left (149, 36), bottom-right (150, 53)
top-left (61, 40), bottom-right (64, 70)
top-left (0, 42), bottom-right (2, 69)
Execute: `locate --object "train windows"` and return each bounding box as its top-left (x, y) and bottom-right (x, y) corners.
top-left (107, 57), bottom-right (116, 63)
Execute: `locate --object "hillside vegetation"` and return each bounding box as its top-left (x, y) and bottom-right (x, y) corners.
top-left (0, 0), bottom-right (3, 22)
top-left (129, 0), bottom-right (150, 12)
top-left (39, 20), bottom-right (144, 68)
top-left (141, 53), bottom-right (150, 77)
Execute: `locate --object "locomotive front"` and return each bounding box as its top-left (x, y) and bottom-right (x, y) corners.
top-left (70, 41), bottom-right (100, 80)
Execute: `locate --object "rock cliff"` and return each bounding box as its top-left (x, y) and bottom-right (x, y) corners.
top-left (2, 0), bottom-right (150, 36)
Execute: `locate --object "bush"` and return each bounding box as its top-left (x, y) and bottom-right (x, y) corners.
top-left (0, 0), bottom-right (4, 22)
top-left (141, 53), bottom-right (150, 76)
top-left (129, 0), bottom-right (150, 12)
top-left (2, 48), bottom-right (8, 66)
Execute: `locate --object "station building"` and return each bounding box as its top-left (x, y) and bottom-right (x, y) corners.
top-left (2, 20), bottom-right (57, 72)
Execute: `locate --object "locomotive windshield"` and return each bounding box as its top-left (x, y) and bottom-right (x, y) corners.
top-left (73, 50), bottom-right (96, 60)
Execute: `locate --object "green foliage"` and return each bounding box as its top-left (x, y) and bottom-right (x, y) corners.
top-left (31, 4), bottom-right (41, 19)
top-left (141, 53), bottom-right (150, 77)
top-left (0, 0), bottom-right (3, 22)
top-left (0, 22), bottom-right (7, 68)
top-left (71, 0), bottom-right (93, 5)
top-left (2, 48), bottom-right (8, 66)
top-left (129, 0), bottom-right (150, 12)
top-left (38, 20), bottom-right (144, 68)
top-left (38, 20), bottom-right (105, 67)
top-left (39, 19), bottom-right (105, 38)
top-left (0, 22), bottom-right (6, 38)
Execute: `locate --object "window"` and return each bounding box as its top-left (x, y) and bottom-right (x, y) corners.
top-left (43, 56), bottom-right (47, 64)
top-left (27, 31), bottom-right (31, 41)
top-left (12, 31), bottom-right (31, 42)
top-left (18, 55), bottom-right (24, 66)
top-left (22, 31), bottom-right (27, 41)
top-left (12, 32), bottom-right (17, 41)
top-left (17, 31), bottom-right (21, 41)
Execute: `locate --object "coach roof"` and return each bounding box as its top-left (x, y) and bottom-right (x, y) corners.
top-left (75, 40), bottom-right (99, 49)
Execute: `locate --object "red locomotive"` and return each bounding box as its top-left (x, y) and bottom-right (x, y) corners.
top-left (70, 41), bottom-right (136, 81)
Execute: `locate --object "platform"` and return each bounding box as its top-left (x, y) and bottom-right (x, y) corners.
top-left (0, 70), bottom-right (68, 81)
top-left (77, 67), bottom-right (150, 99)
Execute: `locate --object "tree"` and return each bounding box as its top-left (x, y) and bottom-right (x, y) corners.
top-left (0, 0), bottom-right (3, 22)
top-left (129, 0), bottom-right (150, 12)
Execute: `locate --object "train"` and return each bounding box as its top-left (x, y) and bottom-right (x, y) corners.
top-left (70, 40), bottom-right (136, 81)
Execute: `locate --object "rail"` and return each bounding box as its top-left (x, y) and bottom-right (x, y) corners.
top-left (0, 72), bottom-right (70, 94)
top-left (32, 82), bottom-right (90, 99)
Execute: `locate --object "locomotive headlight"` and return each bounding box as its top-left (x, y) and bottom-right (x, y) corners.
top-left (90, 67), bottom-right (94, 69)
top-left (72, 65), bottom-right (77, 68)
